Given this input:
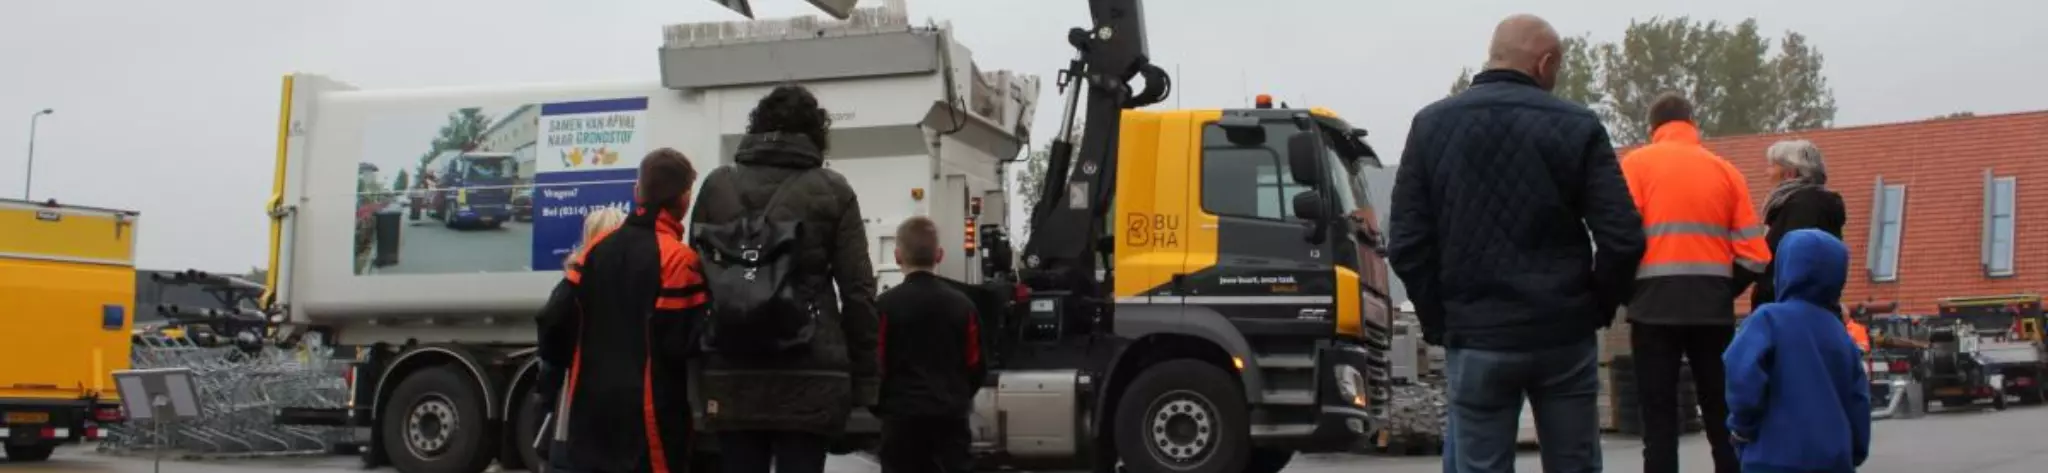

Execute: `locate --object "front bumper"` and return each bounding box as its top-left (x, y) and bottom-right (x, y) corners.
top-left (1293, 343), bottom-right (1381, 452)
top-left (452, 205), bottom-right (511, 224)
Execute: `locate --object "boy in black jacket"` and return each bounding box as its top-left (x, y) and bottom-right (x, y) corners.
top-left (874, 216), bottom-right (985, 473)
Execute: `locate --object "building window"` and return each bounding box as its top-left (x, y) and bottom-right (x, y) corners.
top-left (1867, 180), bottom-right (1907, 282)
top-left (1984, 172), bottom-right (2017, 277)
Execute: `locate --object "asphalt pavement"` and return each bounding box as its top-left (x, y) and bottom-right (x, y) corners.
top-left (11, 405), bottom-right (2046, 472)
top-left (372, 216), bottom-right (534, 275)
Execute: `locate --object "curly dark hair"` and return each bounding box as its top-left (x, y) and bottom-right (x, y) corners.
top-left (746, 84), bottom-right (832, 152)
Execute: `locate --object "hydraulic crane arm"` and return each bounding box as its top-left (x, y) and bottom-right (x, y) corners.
top-left (1021, 0), bottom-right (1170, 296)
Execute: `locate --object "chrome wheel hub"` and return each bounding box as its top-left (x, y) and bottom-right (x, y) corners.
top-left (1148, 393), bottom-right (1216, 464)
top-left (406, 395), bottom-right (457, 457)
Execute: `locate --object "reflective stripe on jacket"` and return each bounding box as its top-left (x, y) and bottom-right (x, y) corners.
top-left (1621, 121), bottom-right (1772, 325)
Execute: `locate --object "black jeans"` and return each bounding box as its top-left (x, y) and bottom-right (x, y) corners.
top-left (1632, 323), bottom-right (1740, 473)
top-left (1445, 336), bottom-right (1602, 473)
top-left (880, 416), bottom-right (972, 473)
top-left (718, 430), bottom-right (829, 473)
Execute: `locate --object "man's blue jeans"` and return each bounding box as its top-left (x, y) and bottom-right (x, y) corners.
top-left (1443, 336), bottom-right (1603, 473)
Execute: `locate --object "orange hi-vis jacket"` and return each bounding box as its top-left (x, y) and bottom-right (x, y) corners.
top-left (1846, 317), bottom-right (1871, 353)
top-left (1620, 121), bottom-right (1773, 324)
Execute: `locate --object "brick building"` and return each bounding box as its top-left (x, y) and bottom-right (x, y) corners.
top-left (1638, 111), bottom-right (2048, 315)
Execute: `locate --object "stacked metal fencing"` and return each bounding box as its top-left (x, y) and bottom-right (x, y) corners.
top-left (98, 335), bottom-right (352, 457)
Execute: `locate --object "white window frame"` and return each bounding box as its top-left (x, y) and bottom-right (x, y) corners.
top-left (1983, 171), bottom-right (2018, 277)
top-left (1868, 178), bottom-right (1906, 282)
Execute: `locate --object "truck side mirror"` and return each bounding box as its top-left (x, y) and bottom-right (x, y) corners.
top-left (1291, 189), bottom-right (1325, 221)
top-left (1287, 133), bottom-right (1320, 185)
top-left (1292, 190), bottom-right (1328, 244)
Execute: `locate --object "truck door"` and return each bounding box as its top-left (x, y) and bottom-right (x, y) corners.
top-left (1185, 118), bottom-right (1336, 329)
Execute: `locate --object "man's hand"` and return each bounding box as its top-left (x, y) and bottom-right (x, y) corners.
top-left (1730, 432), bottom-right (1751, 444)
top-left (1422, 329), bottom-right (1445, 347)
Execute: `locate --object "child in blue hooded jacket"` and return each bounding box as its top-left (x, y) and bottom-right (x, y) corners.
top-left (1722, 229), bottom-right (1871, 473)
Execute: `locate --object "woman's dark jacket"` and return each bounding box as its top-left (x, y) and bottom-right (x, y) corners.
top-left (689, 132), bottom-right (881, 434)
top-left (1750, 186), bottom-right (1847, 312)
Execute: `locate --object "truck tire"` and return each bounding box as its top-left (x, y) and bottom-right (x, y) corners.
top-left (1244, 447), bottom-right (1294, 473)
top-left (1114, 359), bottom-right (1250, 473)
top-left (382, 365), bottom-right (497, 473)
top-left (508, 393), bottom-right (547, 471)
top-left (4, 445), bottom-right (54, 462)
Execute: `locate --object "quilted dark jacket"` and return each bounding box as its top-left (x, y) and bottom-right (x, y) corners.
top-left (688, 132), bottom-right (880, 434)
top-left (1388, 69), bottom-right (1646, 351)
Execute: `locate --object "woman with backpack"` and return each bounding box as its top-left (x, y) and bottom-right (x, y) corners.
top-left (689, 84), bottom-right (879, 473)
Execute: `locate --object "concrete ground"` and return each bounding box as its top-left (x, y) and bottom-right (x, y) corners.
top-left (8, 404), bottom-right (2044, 472)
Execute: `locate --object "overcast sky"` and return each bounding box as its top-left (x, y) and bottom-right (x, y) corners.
top-left (3, 0), bottom-right (2042, 271)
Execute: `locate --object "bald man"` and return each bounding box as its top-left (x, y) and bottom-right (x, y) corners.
top-left (1390, 14), bottom-right (1643, 473)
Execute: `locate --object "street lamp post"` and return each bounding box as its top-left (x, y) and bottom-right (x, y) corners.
top-left (24, 108), bottom-right (53, 200)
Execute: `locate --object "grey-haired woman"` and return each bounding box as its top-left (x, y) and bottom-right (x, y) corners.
top-left (1752, 139), bottom-right (1847, 311)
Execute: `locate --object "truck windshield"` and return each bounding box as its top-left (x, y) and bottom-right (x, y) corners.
top-left (465, 159), bottom-right (509, 180)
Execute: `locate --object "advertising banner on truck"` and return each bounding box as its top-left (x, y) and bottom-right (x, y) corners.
top-left (531, 97), bottom-right (649, 271)
top-left (349, 96), bottom-right (648, 276)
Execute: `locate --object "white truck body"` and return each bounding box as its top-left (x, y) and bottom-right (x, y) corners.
top-left (272, 6), bottom-right (1038, 345)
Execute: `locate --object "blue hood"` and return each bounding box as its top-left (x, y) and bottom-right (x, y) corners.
top-left (1772, 229), bottom-right (1847, 305)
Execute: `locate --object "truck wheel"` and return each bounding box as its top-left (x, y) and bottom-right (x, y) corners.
top-left (508, 393), bottom-right (547, 471)
top-left (1115, 359), bottom-right (1250, 473)
top-left (1244, 447), bottom-right (1294, 473)
top-left (4, 445), bottom-right (54, 462)
top-left (382, 365), bottom-right (497, 473)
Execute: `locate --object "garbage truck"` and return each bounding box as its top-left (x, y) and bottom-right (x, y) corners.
top-left (267, 6), bottom-right (1034, 473)
top-left (420, 150), bottom-right (520, 229)
top-left (268, 2), bottom-right (1395, 473)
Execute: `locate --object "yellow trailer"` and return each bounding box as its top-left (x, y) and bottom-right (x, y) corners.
top-left (0, 198), bottom-right (135, 461)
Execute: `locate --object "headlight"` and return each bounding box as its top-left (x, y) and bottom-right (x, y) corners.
top-left (1336, 365), bottom-right (1366, 408)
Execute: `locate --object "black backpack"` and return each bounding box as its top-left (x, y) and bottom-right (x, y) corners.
top-left (693, 167), bottom-right (817, 356)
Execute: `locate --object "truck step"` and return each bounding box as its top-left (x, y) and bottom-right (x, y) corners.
top-left (1249, 424), bottom-right (1315, 439)
top-left (274, 407), bottom-right (350, 427)
top-left (1258, 354), bottom-right (1314, 370)
top-left (1261, 389), bottom-right (1315, 406)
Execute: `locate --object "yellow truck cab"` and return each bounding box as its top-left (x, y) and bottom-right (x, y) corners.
top-left (0, 198), bottom-right (134, 461)
top-left (1009, 97), bottom-right (1395, 472)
